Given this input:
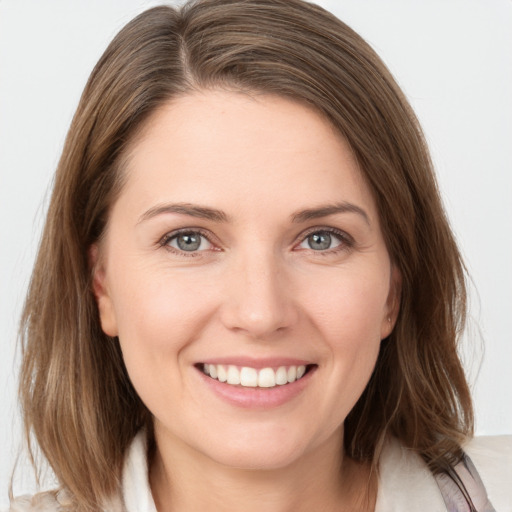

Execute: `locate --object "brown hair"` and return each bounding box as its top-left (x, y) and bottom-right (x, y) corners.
top-left (18, 0), bottom-right (472, 509)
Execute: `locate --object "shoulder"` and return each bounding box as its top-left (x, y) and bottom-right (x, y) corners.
top-left (463, 435), bottom-right (512, 510)
top-left (376, 435), bottom-right (512, 512)
top-left (7, 432), bottom-right (149, 512)
top-left (7, 491), bottom-right (69, 511)
top-left (376, 437), bottom-right (447, 511)
top-left (7, 489), bottom-right (123, 512)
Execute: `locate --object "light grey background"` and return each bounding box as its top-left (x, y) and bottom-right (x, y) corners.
top-left (1, 0), bottom-right (511, 506)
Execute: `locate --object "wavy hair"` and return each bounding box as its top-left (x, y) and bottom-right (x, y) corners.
top-left (18, 0), bottom-right (472, 509)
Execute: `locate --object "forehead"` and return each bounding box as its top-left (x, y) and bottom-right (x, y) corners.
top-left (118, 90), bottom-right (378, 223)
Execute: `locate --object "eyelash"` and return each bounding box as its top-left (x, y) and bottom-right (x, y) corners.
top-left (297, 227), bottom-right (354, 255)
top-left (159, 228), bottom-right (215, 258)
top-left (158, 226), bottom-right (354, 257)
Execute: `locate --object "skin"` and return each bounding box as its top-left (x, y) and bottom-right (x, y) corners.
top-left (93, 90), bottom-right (400, 512)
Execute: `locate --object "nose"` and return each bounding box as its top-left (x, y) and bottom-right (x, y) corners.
top-left (220, 250), bottom-right (299, 339)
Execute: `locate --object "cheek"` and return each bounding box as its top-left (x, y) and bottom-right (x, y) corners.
top-left (111, 257), bottom-right (207, 333)
top-left (300, 266), bottom-right (388, 414)
top-left (108, 265), bottom-right (216, 386)
top-left (303, 265), bottom-right (390, 344)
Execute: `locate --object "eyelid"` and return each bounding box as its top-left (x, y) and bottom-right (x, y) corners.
top-left (294, 226), bottom-right (354, 252)
top-left (159, 227), bottom-right (220, 255)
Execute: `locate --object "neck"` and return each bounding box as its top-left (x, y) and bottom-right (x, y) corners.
top-left (149, 427), bottom-right (376, 512)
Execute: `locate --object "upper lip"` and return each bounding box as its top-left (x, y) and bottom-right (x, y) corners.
top-left (198, 357), bottom-right (314, 369)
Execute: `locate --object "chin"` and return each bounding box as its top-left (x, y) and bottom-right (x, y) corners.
top-left (194, 424), bottom-right (322, 471)
top-left (210, 445), bottom-right (306, 471)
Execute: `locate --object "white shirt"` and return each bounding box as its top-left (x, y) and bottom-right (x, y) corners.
top-left (8, 434), bottom-right (512, 511)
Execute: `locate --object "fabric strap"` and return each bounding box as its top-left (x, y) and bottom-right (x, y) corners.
top-left (434, 454), bottom-right (496, 512)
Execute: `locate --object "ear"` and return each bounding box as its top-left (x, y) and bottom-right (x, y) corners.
top-left (380, 265), bottom-right (401, 340)
top-left (89, 244), bottom-right (119, 337)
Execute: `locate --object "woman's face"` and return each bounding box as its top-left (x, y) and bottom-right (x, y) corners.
top-left (93, 90), bottom-right (399, 470)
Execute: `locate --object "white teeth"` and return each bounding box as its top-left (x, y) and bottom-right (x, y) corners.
top-left (258, 368), bottom-right (275, 388)
top-left (240, 367), bottom-right (258, 387)
top-left (287, 366), bottom-right (297, 383)
top-left (203, 363), bottom-right (310, 388)
top-left (217, 365), bottom-right (227, 382)
top-left (227, 365), bottom-right (240, 385)
top-left (275, 366), bottom-right (288, 385)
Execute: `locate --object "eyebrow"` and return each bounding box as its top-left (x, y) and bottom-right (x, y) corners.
top-left (137, 201), bottom-right (370, 226)
top-left (291, 202), bottom-right (370, 225)
top-left (138, 202), bottom-right (230, 224)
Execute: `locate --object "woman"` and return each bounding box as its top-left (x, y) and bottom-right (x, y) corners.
top-left (9, 0), bottom-right (511, 511)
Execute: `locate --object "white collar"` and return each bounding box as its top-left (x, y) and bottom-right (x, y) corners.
top-left (122, 431), bottom-right (157, 512)
top-left (375, 437), bottom-right (446, 511)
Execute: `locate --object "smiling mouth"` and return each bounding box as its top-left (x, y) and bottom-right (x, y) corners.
top-left (198, 363), bottom-right (316, 389)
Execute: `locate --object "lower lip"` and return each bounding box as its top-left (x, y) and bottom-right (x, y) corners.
top-left (196, 366), bottom-right (316, 409)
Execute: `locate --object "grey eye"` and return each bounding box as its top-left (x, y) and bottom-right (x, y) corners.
top-left (177, 233), bottom-right (201, 251)
top-left (307, 232), bottom-right (332, 250)
top-left (169, 232), bottom-right (211, 252)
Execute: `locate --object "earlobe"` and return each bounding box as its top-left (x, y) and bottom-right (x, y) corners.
top-left (89, 244), bottom-right (119, 337)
